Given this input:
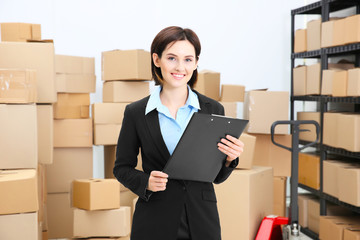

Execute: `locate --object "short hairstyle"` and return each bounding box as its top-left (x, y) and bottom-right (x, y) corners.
top-left (150, 26), bottom-right (201, 88)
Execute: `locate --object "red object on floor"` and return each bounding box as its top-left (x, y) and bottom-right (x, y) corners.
top-left (255, 216), bottom-right (289, 240)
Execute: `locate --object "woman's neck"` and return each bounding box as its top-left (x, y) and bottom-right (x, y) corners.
top-left (160, 85), bottom-right (188, 118)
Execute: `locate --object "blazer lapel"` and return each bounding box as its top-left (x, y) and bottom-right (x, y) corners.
top-left (196, 91), bottom-right (212, 114)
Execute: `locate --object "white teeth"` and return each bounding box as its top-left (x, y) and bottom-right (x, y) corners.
top-left (172, 74), bottom-right (184, 78)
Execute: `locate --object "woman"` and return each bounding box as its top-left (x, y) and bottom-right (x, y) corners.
top-left (114, 26), bottom-right (244, 240)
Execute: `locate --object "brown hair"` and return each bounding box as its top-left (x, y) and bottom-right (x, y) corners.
top-left (150, 26), bottom-right (201, 88)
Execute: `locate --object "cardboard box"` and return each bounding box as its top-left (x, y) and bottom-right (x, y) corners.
top-left (56, 73), bottom-right (96, 93)
top-left (92, 102), bottom-right (128, 124)
top-left (321, 19), bottom-right (337, 48)
top-left (294, 29), bottom-right (307, 53)
top-left (94, 124), bottom-right (121, 145)
top-left (244, 90), bottom-right (289, 134)
top-left (293, 65), bottom-right (306, 96)
top-left (237, 133), bottom-right (256, 169)
top-left (323, 112), bottom-right (341, 147)
top-left (53, 119), bottom-right (93, 147)
top-left (47, 193), bottom-right (73, 239)
top-left (73, 207), bottom-right (131, 238)
top-left (344, 226), bottom-right (360, 240)
top-left (306, 63), bottom-right (321, 95)
top-left (0, 212), bottom-right (38, 240)
top-left (298, 194), bottom-right (317, 228)
top-left (307, 19), bottom-right (321, 51)
top-left (37, 164), bottom-right (47, 231)
top-left (72, 179), bottom-right (120, 210)
top-left (0, 69), bottom-right (37, 103)
top-left (297, 111), bottom-right (320, 142)
top-left (0, 104), bottom-right (37, 169)
top-left (320, 216), bottom-right (360, 240)
top-left (102, 49), bottom-right (151, 81)
top-left (323, 160), bottom-right (351, 198)
top-left (220, 84), bottom-right (245, 102)
top-left (220, 102), bottom-right (238, 118)
top-left (307, 198), bottom-right (320, 234)
top-left (332, 70), bottom-right (348, 97)
top-left (0, 42), bottom-right (56, 103)
top-left (337, 114), bottom-right (360, 152)
top-left (338, 165), bottom-right (360, 206)
top-left (345, 14), bottom-right (360, 44)
top-left (333, 18), bottom-right (346, 46)
top-left (348, 68), bottom-right (360, 96)
top-left (37, 104), bottom-right (53, 165)
top-left (193, 70), bottom-right (220, 101)
top-left (214, 166), bottom-right (273, 240)
top-left (0, 169), bottom-right (38, 215)
top-left (53, 93), bottom-right (90, 119)
top-left (55, 55), bottom-right (94, 75)
top-left (46, 148), bottom-right (93, 193)
top-left (250, 133), bottom-right (291, 176)
top-left (0, 23), bottom-right (41, 42)
top-left (103, 81), bottom-right (149, 103)
top-left (299, 152), bottom-right (320, 189)
top-left (273, 176), bottom-right (287, 217)
top-left (322, 69), bottom-right (337, 95)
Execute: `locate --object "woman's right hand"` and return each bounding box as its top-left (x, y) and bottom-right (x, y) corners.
top-left (147, 171), bottom-right (168, 192)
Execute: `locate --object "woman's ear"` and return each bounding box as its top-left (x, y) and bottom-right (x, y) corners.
top-left (194, 57), bottom-right (199, 71)
top-left (153, 53), bottom-right (160, 68)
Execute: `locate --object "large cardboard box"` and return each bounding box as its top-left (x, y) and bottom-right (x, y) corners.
top-left (237, 133), bottom-right (256, 169)
top-left (348, 68), bottom-right (360, 96)
top-left (298, 194), bottom-right (317, 228)
top-left (294, 29), bottom-right (307, 53)
top-left (307, 19), bottom-right (321, 51)
top-left (0, 169), bottom-right (38, 215)
top-left (323, 112), bottom-right (341, 147)
top-left (92, 102), bottom-right (128, 124)
top-left (220, 84), bottom-right (245, 102)
top-left (94, 124), bottom-right (122, 145)
top-left (0, 212), bottom-right (38, 240)
top-left (273, 176), bottom-right (287, 217)
top-left (338, 165), bottom-right (360, 206)
top-left (37, 104), bottom-right (53, 165)
top-left (306, 63), bottom-right (321, 95)
top-left (0, 69), bottom-right (37, 103)
top-left (73, 207), bottom-right (131, 238)
top-left (55, 55), bottom-right (94, 75)
top-left (53, 93), bottom-right (90, 119)
top-left (47, 193), bottom-right (73, 239)
top-left (307, 198), bottom-right (320, 234)
top-left (56, 73), bottom-right (96, 93)
top-left (320, 216), bottom-right (360, 240)
top-left (322, 69), bottom-right (339, 95)
top-left (297, 111), bottom-right (320, 142)
top-left (214, 167), bottom-right (273, 240)
top-left (332, 70), bottom-right (348, 97)
top-left (333, 18), bottom-right (346, 46)
top-left (298, 152), bottom-right (320, 189)
top-left (250, 133), bottom-right (291, 176)
top-left (321, 19), bottom-right (338, 48)
top-left (193, 70), bottom-right (220, 101)
top-left (337, 114), bottom-right (360, 152)
top-left (221, 102), bottom-right (238, 118)
top-left (53, 118), bottom-right (93, 147)
top-left (323, 160), bottom-right (351, 198)
top-left (344, 226), bottom-right (360, 240)
top-left (0, 104), bottom-right (37, 169)
top-left (0, 42), bottom-right (56, 103)
top-left (102, 49), bottom-right (151, 81)
top-left (345, 14), bottom-right (360, 45)
top-left (103, 81), bottom-right (149, 103)
top-left (0, 23), bottom-right (41, 42)
top-left (72, 179), bottom-right (120, 210)
top-left (244, 90), bottom-right (289, 134)
top-left (293, 65), bottom-right (306, 96)
top-left (46, 148), bottom-right (93, 193)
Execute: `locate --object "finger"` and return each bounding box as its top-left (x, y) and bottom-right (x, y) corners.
top-left (218, 143), bottom-right (241, 157)
top-left (226, 135), bottom-right (244, 147)
top-left (151, 171), bottom-right (168, 178)
top-left (220, 138), bottom-right (242, 152)
top-left (153, 178), bottom-right (168, 184)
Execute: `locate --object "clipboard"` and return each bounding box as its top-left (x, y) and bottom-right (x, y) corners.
top-left (162, 113), bottom-right (248, 182)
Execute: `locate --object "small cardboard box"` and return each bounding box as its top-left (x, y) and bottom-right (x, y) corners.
top-left (194, 70), bottom-right (220, 101)
top-left (56, 73), bottom-right (96, 93)
top-left (345, 14), bottom-right (360, 45)
top-left (0, 23), bottom-right (41, 42)
top-left (103, 81), bottom-right (149, 103)
top-left (220, 84), bottom-right (245, 102)
top-left (220, 102), bottom-right (238, 118)
top-left (0, 69), bottom-right (37, 103)
top-left (94, 124), bottom-right (121, 146)
top-left (347, 68), bottom-right (360, 96)
top-left (72, 179), bottom-right (120, 210)
top-left (322, 69), bottom-right (338, 95)
top-left (273, 176), bottom-right (287, 217)
top-left (323, 160), bottom-right (350, 198)
top-left (53, 93), bottom-right (90, 119)
top-left (294, 29), bottom-right (307, 53)
top-left (298, 194), bottom-right (317, 228)
top-left (299, 152), bottom-right (320, 190)
top-left (73, 207), bottom-right (131, 238)
top-left (337, 114), bottom-right (360, 152)
top-left (297, 111), bottom-right (320, 142)
top-left (92, 102), bottom-right (128, 124)
top-left (293, 65), bottom-right (306, 96)
top-left (0, 42), bottom-right (56, 103)
top-left (53, 119), bottom-right (93, 147)
top-left (0, 212), bottom-right (38, 240)
top-left (306, 63), bottom-right (321, 95)
top-left (102, 49), bottom-right (151, 81)
top-left (214, 166), bottom-right (273, 240)
top-left (244, 90), bottom-right (289, 134)
top-left (323, 112), bottom-right (340, 147)
top-left (0, 169), bottom-right (38, 215)
top-left (332, 70), bottom-right (348, 97)
top-left (338, 166), bottom-right (360, 206)
top-left (344, 226), bottom-right (360, 240)
top-left (37, 104), bottom-right (53, 165)
top-left (307, 198), bottom-right (320, 234)
top-left (321, 19), bottom-right (338, 48)
top-left (307, 19), bottom-right (321, 51)
top-left (46, 148), bottom-right (93, 193)
top-left (0, 104), bottom-right (37, 169)
top-left (55, 55), bottom-right (94, 75)
top-left (236, 133), bottom-right (256, 170)
top-left (333, 18), bottom-right (346, 46)
top-left (320, 216), bottom-right (360, 240)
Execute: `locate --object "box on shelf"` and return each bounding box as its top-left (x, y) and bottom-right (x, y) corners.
top-left (333, 18), bottom-right (346, 46)
top-left (0, 212), bottom-right (38, 240)
top-left (347, 68), bottom-right (360, 96)
top-left (53, 93), bottom-right (90, 119)
top-left (321, 18), bottom-right (341, 48)
top-left (307, 19), bottom-right (321, 51)
top-left (0, 23), bottom-right (41, 42)
top-left (220, 102), bottom-right (238, 118)
top-left (332, 70), bottom-right (348, 97)
top-left (344, 226), bottom-right (360, 240)
top-left (53, 118), bottom-right (93, 147)
top-left (0, 104), bottom-right (37, 169)
top-left (298, 194), bottom-right (317, 228)
top-left (320, 216), bottom-right (360, 240)
top-left (293, 65), bottom-right (306, 96)
top-left (56, 73), bottom-right (96, 93)
top-left (306, 63), bottom-right (321, 95)
top-left (337, 113), bottom-right (360, 152)
top-left (299, 152), bottom-right (320, 190)
top-left (72, 179), bottom-right (120, 210)
top-left (297, 111), bottom-right (320, 142)
top-left (46, 148), bottom-right (93, 193)
top-left (103, 81), bottom-right (149, 103)
top-left (94, 124), bottom-right (121, 146)
top-left (0, 42), bottom-right (56, 103)
top-left (102, 49), bottom-right (151, 81)
top-left (220, 84), bottom-right (245, 102)
top-left (55, 55), bottom-right (94, 75)
top-left (323, 112), bottom-right (341, 147)
top-left (214, 166), bottom-right (273, 240)
top-left (338, 165), bottom-right (360, 206)
top-left (236, 133), bottom-right (256, 170)
top-left (294, 29), bottom-right (307, 53)
top-left (307, 198), bottom-right (320, 234)
top-left (344, 14), bottom-right (360, 45)
top-left (323, 160), bottom-right (352, 198)
top-left (321, 69), bottom-right (338, 95)
top-left (194, 70), bottom-right (220, 101)
top-left (37, 104), bottom-right (53, 164)
top-left (273, 176), bottom-right (287, 217)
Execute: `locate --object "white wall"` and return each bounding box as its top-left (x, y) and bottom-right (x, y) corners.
top-left (0, 0), bottom-right (309, 177)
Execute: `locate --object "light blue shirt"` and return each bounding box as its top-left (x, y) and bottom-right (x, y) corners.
top-left (145, 86), bottom-right (200, 155)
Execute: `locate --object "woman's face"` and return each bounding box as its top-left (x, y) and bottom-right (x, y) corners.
top-left (153, 40), bottom-right (198, 89)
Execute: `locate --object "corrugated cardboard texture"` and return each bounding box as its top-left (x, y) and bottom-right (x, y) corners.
top-left (0, 212), bottom-right (38, 240)
top-left (53, 93), bottom-right (90, 119)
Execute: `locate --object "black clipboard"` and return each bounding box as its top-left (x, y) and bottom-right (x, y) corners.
top-left (162, 113), bottom-right (248, 182)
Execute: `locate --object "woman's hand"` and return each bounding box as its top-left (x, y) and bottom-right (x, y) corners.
top-left (147, 171), bottom-right (168, 192)
top-left (217, 135), bottom-right (244, 167)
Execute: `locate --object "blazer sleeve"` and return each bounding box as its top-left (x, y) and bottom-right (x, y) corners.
top-left (113, 105), bottom-right (150, 200)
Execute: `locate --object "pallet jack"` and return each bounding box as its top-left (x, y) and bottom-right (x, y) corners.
top-left (255, 120), bottom-right (320, 240)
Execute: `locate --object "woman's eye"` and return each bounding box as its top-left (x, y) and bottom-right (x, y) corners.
top-left (168, 57), bottom-right (175, 61)
top-left (185, 58), bottom-right (193, 62)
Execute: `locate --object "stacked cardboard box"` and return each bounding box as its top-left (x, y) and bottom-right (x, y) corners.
top-left (194, 70), bottom-right (220, 101)
top-left (319, 215), bottom-right (360, 240)
top-left (219, 84), bottom-right (245, 119)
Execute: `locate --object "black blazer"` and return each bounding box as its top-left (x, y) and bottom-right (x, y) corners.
top-left (114, 90), bottom-right (238, 240)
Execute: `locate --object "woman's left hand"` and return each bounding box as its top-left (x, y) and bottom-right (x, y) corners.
top-left (217, 135), bottom-right (244, 166)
